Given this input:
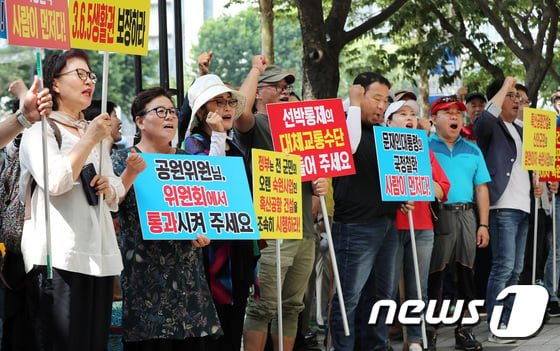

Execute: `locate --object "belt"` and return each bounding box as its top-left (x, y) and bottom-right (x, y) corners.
top-left (442, 202), bottom-right (473, 211)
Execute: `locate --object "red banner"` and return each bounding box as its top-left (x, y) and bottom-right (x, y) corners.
top-left (6, 0), bottom-right (70, 49)
top-left (267, 98), bottom-right (356, 181)
top-left (539, 127), bottom-right (560, 182)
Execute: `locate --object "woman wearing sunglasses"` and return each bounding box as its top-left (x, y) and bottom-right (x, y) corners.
top-left (184, 74), bottom-right (259, 351)
top-left (111, 87), bottom-right (221, 350)
top-left (19, 49), bottom-right (124, 351)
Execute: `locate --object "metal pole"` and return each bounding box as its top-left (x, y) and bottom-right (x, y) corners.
top-left (36, 50), bottom-right (53, 279)
top-left (158, 0), bottom-right (169, 90)
top-left (320, 196), bottom-right (350, 335)
top-left (174, 0), bottom-right (184, 108)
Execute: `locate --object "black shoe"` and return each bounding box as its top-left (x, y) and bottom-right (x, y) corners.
top-left (548, 301), bottom-right (560, 318)
top-left (455, 326), bottom-right (482, 351)
top-left (426, 328), bottom-right (437, 351)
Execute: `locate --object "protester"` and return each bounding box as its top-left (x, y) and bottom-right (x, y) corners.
top-left (0, 77), bottom-right (52, 148)
top-left (327, 74), bottom-right (401, 351)
top-left (428, 96), bottom-right (491, 351)
top-left (111, 87), bottom-right (221, 350)
top-left (384, 100), bottom-right (450, 351)
top-left (83, 99), bottom-right (122, 151)
top-left (233, 57), bottom-right (328, 351)
top-left (473, 77), bottom-right (543, 344)
top-left (461, 92), bottom-right (487, 143)
top-left (18, 49), bottom-right (124, 351)
top-left (185, 74), bottom-right (260, 351)
top-left (0, 77), bottom-right (53, 351)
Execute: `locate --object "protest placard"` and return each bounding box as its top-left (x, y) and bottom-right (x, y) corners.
top-left (134, 153), bottom-right (259, 240)
top-left (523, 107), bottom-right (556, 171)
top-left (539, 127), bottom-right (560, 182)
top-left (5, 0), bottom-right (70, 49)
top-left (69, 0), bottom-right (150, 55)
top-left (374, 127), bottom-right (434, 202)
top-left (252, 149), bottom-right (302, 240)
top-left (1, 0), bottom-right (6, 39)
top-left (267, 98), bottom-right (355, 181)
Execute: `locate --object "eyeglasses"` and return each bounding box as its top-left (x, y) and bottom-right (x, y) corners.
top-left (144, 106), bottom-right (179, 118)
top-left (208, 98), bottom-right (239, 108)
top-left (56, 68), bottom-right (98, 84)
top-left (505, 93), bottom-right (522, 101)
top-left (520, 98), bottom-right (531, 105)
top-left (258, 84), bottom-right (293, 93)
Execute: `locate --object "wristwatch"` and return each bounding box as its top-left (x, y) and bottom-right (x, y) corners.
top-left (16, 109), bottom-right (32, 129)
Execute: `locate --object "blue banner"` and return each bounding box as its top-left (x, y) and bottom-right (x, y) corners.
top-left (134, 153), bottom-right (260, 240)
top-left (374, 127), bottom-right (434, 202)
top-left (0, 0), bottom-right (6, 39)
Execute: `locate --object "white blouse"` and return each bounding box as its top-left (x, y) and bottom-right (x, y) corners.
top-left (19, 116), bottom-right (124, 276)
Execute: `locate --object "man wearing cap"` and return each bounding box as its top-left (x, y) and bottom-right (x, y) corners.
top-left (233, 56), bottom-right (328, 351)
top-left (328, 73), bottom-right (402, 351)
top-left (428, 96), bottom-right (491, 351)
top-left (473, 77), bottom-right (543, 343)
top-left (461, 92), bottom-right (487, 143)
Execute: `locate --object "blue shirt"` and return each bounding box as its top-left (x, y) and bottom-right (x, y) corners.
top-left (429, 134), bottom-right (491, 203)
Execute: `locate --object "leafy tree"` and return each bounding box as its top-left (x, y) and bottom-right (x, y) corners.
top-left (190, 8), bottom-right (303, 93)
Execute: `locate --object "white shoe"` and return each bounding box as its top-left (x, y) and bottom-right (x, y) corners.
top-left (408, 343), bottom-right (423, 351)
top-left (488, 332), bottom-right (517, 344)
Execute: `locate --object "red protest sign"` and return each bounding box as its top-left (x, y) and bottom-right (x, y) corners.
top-left (539, 127), bottom-right (560, 182)
top-left (267, 98), bottom-right (356, 181)
top-left (6, 0), bottom-right (70, 49)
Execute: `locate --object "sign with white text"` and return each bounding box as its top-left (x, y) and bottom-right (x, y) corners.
top-left (6, 0), bottom-right (70, 49)
top-left (267, 98), bottom-right (355, 181)
top-left (134, 153), bottom-right (260, 240)
top-left (374, 127), bottom-right (434, 202)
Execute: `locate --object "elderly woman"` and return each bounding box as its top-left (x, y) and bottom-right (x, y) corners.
top-left (383, 98), bottom-right (451, 351)
top-left (184, 74), bottom-right (259, 351)
top-left (111, 87), bottom-right (221, 350)
top-left (19, 49), bottom-right (124, 351)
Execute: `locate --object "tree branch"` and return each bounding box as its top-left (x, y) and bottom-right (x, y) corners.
top-left (429, 3), bottom-right (504, 80)
top-left (342, 0), bottom-right (409, 46)
top-left (472, 0), bottom-right (527, 61)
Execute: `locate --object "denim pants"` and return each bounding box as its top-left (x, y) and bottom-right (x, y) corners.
top-left (329, 217), bottom-right (399, 351)
top-left (395, 229), bottom-right (434, 343)
top-left (486, 209), bottom-right (529, 324)
top-left (544, 196), bottom-right (560, 302)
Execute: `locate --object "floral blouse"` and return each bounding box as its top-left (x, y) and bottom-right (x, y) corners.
top-left (112, 146), bottom-right (221, 342)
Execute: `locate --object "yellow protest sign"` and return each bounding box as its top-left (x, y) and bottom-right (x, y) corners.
top-left (522, 107), bottom-right (556, 171)
top-left (69, 0), bottom-right (149, 55)
top-left (252, 149), bottom-right (302, 240)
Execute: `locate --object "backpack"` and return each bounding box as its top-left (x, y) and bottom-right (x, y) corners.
top-left (0, 119), bottom-right (61, 254)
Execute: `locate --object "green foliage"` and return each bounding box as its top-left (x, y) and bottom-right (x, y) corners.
top-left (191, 8), bottom-right (303, 93)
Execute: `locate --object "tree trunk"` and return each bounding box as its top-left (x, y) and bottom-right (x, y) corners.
top-left (296, 0), bottom-right (341, 100)
top-left (259, 0), bottom-right (274, 64)
top-left (525, 61), bottom-right (551, 109)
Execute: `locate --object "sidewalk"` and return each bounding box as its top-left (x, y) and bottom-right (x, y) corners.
top-left (311, 316), bottom-right (560, 351)
top-left (391, 316), bottom-right (560, 351)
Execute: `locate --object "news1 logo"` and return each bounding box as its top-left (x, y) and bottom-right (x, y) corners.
top-left (369, 285), bottom-right (548, 338)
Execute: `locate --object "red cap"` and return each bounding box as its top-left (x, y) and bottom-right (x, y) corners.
top-left (431, 96), bottom-right (467, 116)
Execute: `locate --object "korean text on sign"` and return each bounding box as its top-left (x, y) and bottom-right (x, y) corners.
top-left (268, 98), bottom-right (356, 181)
top-left (522, 107), bottom-right (556, 171)
top-left (69, 0), bottom-right (149, 56)
top-left (374, 127), bottom-right (434, 202)
top-left (134, 153), bottom-right (259, 240)
top-left (252, 149), bottom-right (303, 240)
top-left (539, 127), bottom-right (560, 182)
top-left (6, 0), bottom-right (70, 49)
